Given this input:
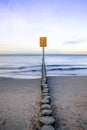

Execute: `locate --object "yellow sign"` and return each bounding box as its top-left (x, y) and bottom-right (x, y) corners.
top-left (40, 37), bottom-right (47, 47)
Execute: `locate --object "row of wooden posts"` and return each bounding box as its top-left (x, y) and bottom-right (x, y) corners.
top-left (39, 57), bottom-right (55, 130)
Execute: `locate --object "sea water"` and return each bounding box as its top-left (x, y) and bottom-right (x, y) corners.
top-left (0, 54), bottom-right (87, 78)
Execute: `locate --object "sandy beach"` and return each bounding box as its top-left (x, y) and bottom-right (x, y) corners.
top-left (0, 76), bottom-right (87, 130)
top-left (48, 76), bottom-right (87, 130)
top-left (0, 77), bottom-right (41, 130)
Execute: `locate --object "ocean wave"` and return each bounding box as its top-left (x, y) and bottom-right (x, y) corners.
top-left (47, 67), bottom-right (87, 71)
top-left (0, 66), bottom-right (40, 70)
top-left (46, 64), bottom-right (87, 67)
top-left (0, 65), bottom-right (87, 71)
top-left (0, 67), bottom-right (18, 70)
top-left (46, 64), bottom-right (72, 67)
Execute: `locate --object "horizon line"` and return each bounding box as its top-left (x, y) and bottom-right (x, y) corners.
top-left (0, 53), bottom-right (87, 55)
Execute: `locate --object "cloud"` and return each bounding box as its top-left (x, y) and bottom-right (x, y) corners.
top-left (64, 40), bottom-right (79, 44)
top-left (63, 39), bottom-right (86, 45)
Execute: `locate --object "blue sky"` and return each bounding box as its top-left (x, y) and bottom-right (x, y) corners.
top-left (0, 0), bottom-right (87, 54)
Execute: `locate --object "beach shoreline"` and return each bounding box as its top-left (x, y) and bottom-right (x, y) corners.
top-left (0, 76), bottom-right (87, 130)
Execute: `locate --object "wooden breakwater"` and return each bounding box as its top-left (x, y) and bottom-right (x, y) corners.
top-left (39, 59), bottom-right (56, 130)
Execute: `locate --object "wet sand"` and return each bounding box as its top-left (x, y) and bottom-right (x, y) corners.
top-left (48, 76), bottom-right (87, 130)
top-left (0, 77), bottom-right (41, 130)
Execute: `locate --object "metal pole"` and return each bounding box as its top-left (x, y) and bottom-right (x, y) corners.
top-left (42, 47), bottom-right (45, 77)
top-left (42, 46), bottom-right (45, 64)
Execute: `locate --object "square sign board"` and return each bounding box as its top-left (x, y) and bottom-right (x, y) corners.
top-left (40, 37), bottom-right (47, 47)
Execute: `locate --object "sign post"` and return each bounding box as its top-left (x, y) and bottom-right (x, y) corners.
top-left (40, 37), bottom-right (47, 63)
top-left (40, 37), bottom-right (47, 80)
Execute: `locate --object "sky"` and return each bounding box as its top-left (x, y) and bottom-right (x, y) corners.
top-left (0, 0), bottom-right (87, 54)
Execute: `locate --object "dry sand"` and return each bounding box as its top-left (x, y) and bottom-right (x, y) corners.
top-left (48, 76), bottom-right (87, 130)
top-left (0, 76), bottom-right (87, 130)
top-left (0, 77), bottom-right (41, 130)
